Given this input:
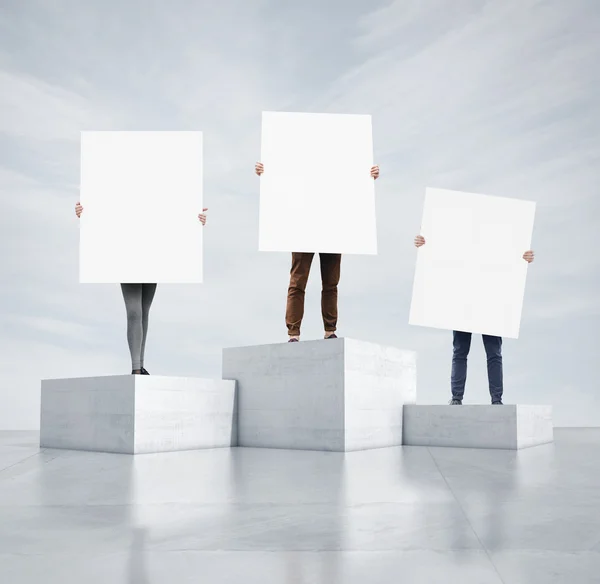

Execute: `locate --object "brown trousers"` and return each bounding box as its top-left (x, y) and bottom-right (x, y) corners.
top-left (286, 252), bottom-right (342, 336)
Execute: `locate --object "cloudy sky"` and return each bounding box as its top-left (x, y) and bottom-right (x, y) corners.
top-left (0, 0), bottom-right (598, 429)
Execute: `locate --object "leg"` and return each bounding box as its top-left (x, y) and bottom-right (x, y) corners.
top-left (482, 335), bottom-right (503, 403)
top-left (285, 253), bottom-right (314, 338)
top-left (451, 331), bottom-right (472, 401)
top-left (120, 284), bottom-right (143, 372)
top-left (139, 283), bottom-right (157, 369)
top-left (319, 253), bottom-right (342, 336)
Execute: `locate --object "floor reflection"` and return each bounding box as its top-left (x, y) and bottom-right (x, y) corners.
top-left (0, 430), bottom-right (599, 583)
top-left (127, 527), bottom-right (150, 584)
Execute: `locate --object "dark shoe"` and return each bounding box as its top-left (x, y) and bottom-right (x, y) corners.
top-left (141, 368), bottom-right (150, 375)
top-left (132, 370), bottom-right (142, 375)
top-left (492, 400), bottom-right (503, 405)
top-left (288, 338), bottom-right (299, 342)
top-left (325, 333), bottom-right (338, 339)
top-left (449, 398), bottom-right (462, 405)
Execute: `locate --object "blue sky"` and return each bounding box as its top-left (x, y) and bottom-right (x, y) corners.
top-left (0, 0), bottom-right (598, 429)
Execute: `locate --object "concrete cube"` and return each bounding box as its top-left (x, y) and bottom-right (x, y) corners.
top-left (222, 337), bottom-right (416, 452)
top-left (402, 404), bottom-right (553, 449)
top-left (40, 375), bottom-right (237, 454)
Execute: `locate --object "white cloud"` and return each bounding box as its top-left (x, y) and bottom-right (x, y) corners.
top-left (0, 69), bottom-right (118, 142)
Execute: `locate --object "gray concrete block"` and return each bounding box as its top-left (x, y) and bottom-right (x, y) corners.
top-left (222, 337), bottom-right (416, 452)
top-left (402, 404), bottom-right (553, 449)
top-left (40, 376), bottom-right (237, 454)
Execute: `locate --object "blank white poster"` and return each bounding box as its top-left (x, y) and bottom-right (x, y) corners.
top-left (409, 188), bottom-right (536, 339)
top-left (258, 111), bottom-right (377, 254)
top-left (79, 131), bottom-right (203, 283)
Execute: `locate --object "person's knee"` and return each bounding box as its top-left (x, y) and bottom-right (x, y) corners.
top-left (453, 342), bottom-right (470, 358)
top-left (126, 309), bottom-right (142, 324)
top-left (288, 284), bottom-right (307, 294)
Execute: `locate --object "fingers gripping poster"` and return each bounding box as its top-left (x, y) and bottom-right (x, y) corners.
top-left (79, 131), bottom-right (203, 283)
top-left (258, 111), bottom-right (377, 254)
top-left (409, 187), bottom-right (536, 339)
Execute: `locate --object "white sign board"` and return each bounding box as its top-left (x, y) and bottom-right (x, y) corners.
top-left (409, 188), bottom-right (536, 338)
top-left (79, 131), bottom-right (203, 283)
top-left (258, 111), bottom-right (377, 254)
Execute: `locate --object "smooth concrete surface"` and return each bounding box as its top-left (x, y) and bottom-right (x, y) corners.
top-left (1, 428), bottom-right (599, 583)
top-left (40, 376), bottom-right (237, 454)
top-left (403, 405), bottom-right (553, 449)
top-left (222, 337), bottom-right (416, 451)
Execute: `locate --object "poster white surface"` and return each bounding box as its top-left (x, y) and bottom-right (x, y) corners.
top-left (258, 111), bottom-right (377, 254)
top-left (79, 131), bottom-right (203, 283)
top-left (409, 187), bottom-right (536, 338)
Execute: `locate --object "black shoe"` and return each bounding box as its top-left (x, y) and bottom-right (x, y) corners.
top-left (492, 400), bottom-right (503, 405)
top-left (325, 333), bottom-right (337, 339)
top-left (288, 337), bottom-right (299, 342)
top-left (449, 398), bottom-right (462, 405)
top-left (132, 370), bottom-right (141, 375)
top-left (141, 368), bottom-right (150, 375)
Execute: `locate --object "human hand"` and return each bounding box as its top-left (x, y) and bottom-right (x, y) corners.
top-left (414, 235), bottom-right (425, 247)
top-left (198, 208), bottom-right (208, 225)
top-left (371, 165), bottom-right (380, 179)
top-left (75, 202), bottom-right (83, 218)
top-left (523, 250), bottom-right (534, 263)
top-left (255, 162), bottom-right (264, 176)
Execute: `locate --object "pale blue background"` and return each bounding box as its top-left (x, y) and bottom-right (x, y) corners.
top-left (0, 0), bottom-right (598, 429)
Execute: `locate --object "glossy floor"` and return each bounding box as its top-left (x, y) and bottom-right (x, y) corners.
top-left (1, 429), bottom-right (599, 583)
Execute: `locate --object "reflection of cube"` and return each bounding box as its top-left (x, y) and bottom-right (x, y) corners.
top-left (409, 187), bottom-right (536, 338)
top-left (222, 338), bottom-right (416, 452)
top-left (403, 405), bottom-right (553, 449)
top-left (79, 130), bottom-right (203, 283)
top-left (40, 376), bottom-right (237, 454)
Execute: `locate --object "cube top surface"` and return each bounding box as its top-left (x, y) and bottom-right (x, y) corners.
top-left (223, 336), bottom-right (417, 355)
top-left (404, 404), bottom-right (551, 409)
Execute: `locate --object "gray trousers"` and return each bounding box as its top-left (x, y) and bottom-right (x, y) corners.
top-left (120, 283), bottom-right (157, 370)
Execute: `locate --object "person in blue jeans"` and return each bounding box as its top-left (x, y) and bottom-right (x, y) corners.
top-left (414, 234), bottom-right (535, 405)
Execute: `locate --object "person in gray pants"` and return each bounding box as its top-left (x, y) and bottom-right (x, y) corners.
top-left (75, 202), bottom-right (207, 374)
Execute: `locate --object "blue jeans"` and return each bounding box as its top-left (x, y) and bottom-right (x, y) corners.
top-left (451, 331), bottom-right (503, 402)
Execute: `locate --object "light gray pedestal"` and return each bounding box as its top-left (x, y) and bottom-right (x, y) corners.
top-left (40, 376), bottom-right (237, 454)
top-left (222, 337), bottom-right (416, 452)
top-left (402, 404), bottom-right (553, 449)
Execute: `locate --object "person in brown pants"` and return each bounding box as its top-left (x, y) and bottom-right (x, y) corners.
top-left (255, 162), bottom-right (380, 341)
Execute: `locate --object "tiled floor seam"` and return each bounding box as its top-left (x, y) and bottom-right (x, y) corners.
top-left (0, 451), bottom-right (45, 476)
top-left (425, 446), bottom-right (507, 584)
